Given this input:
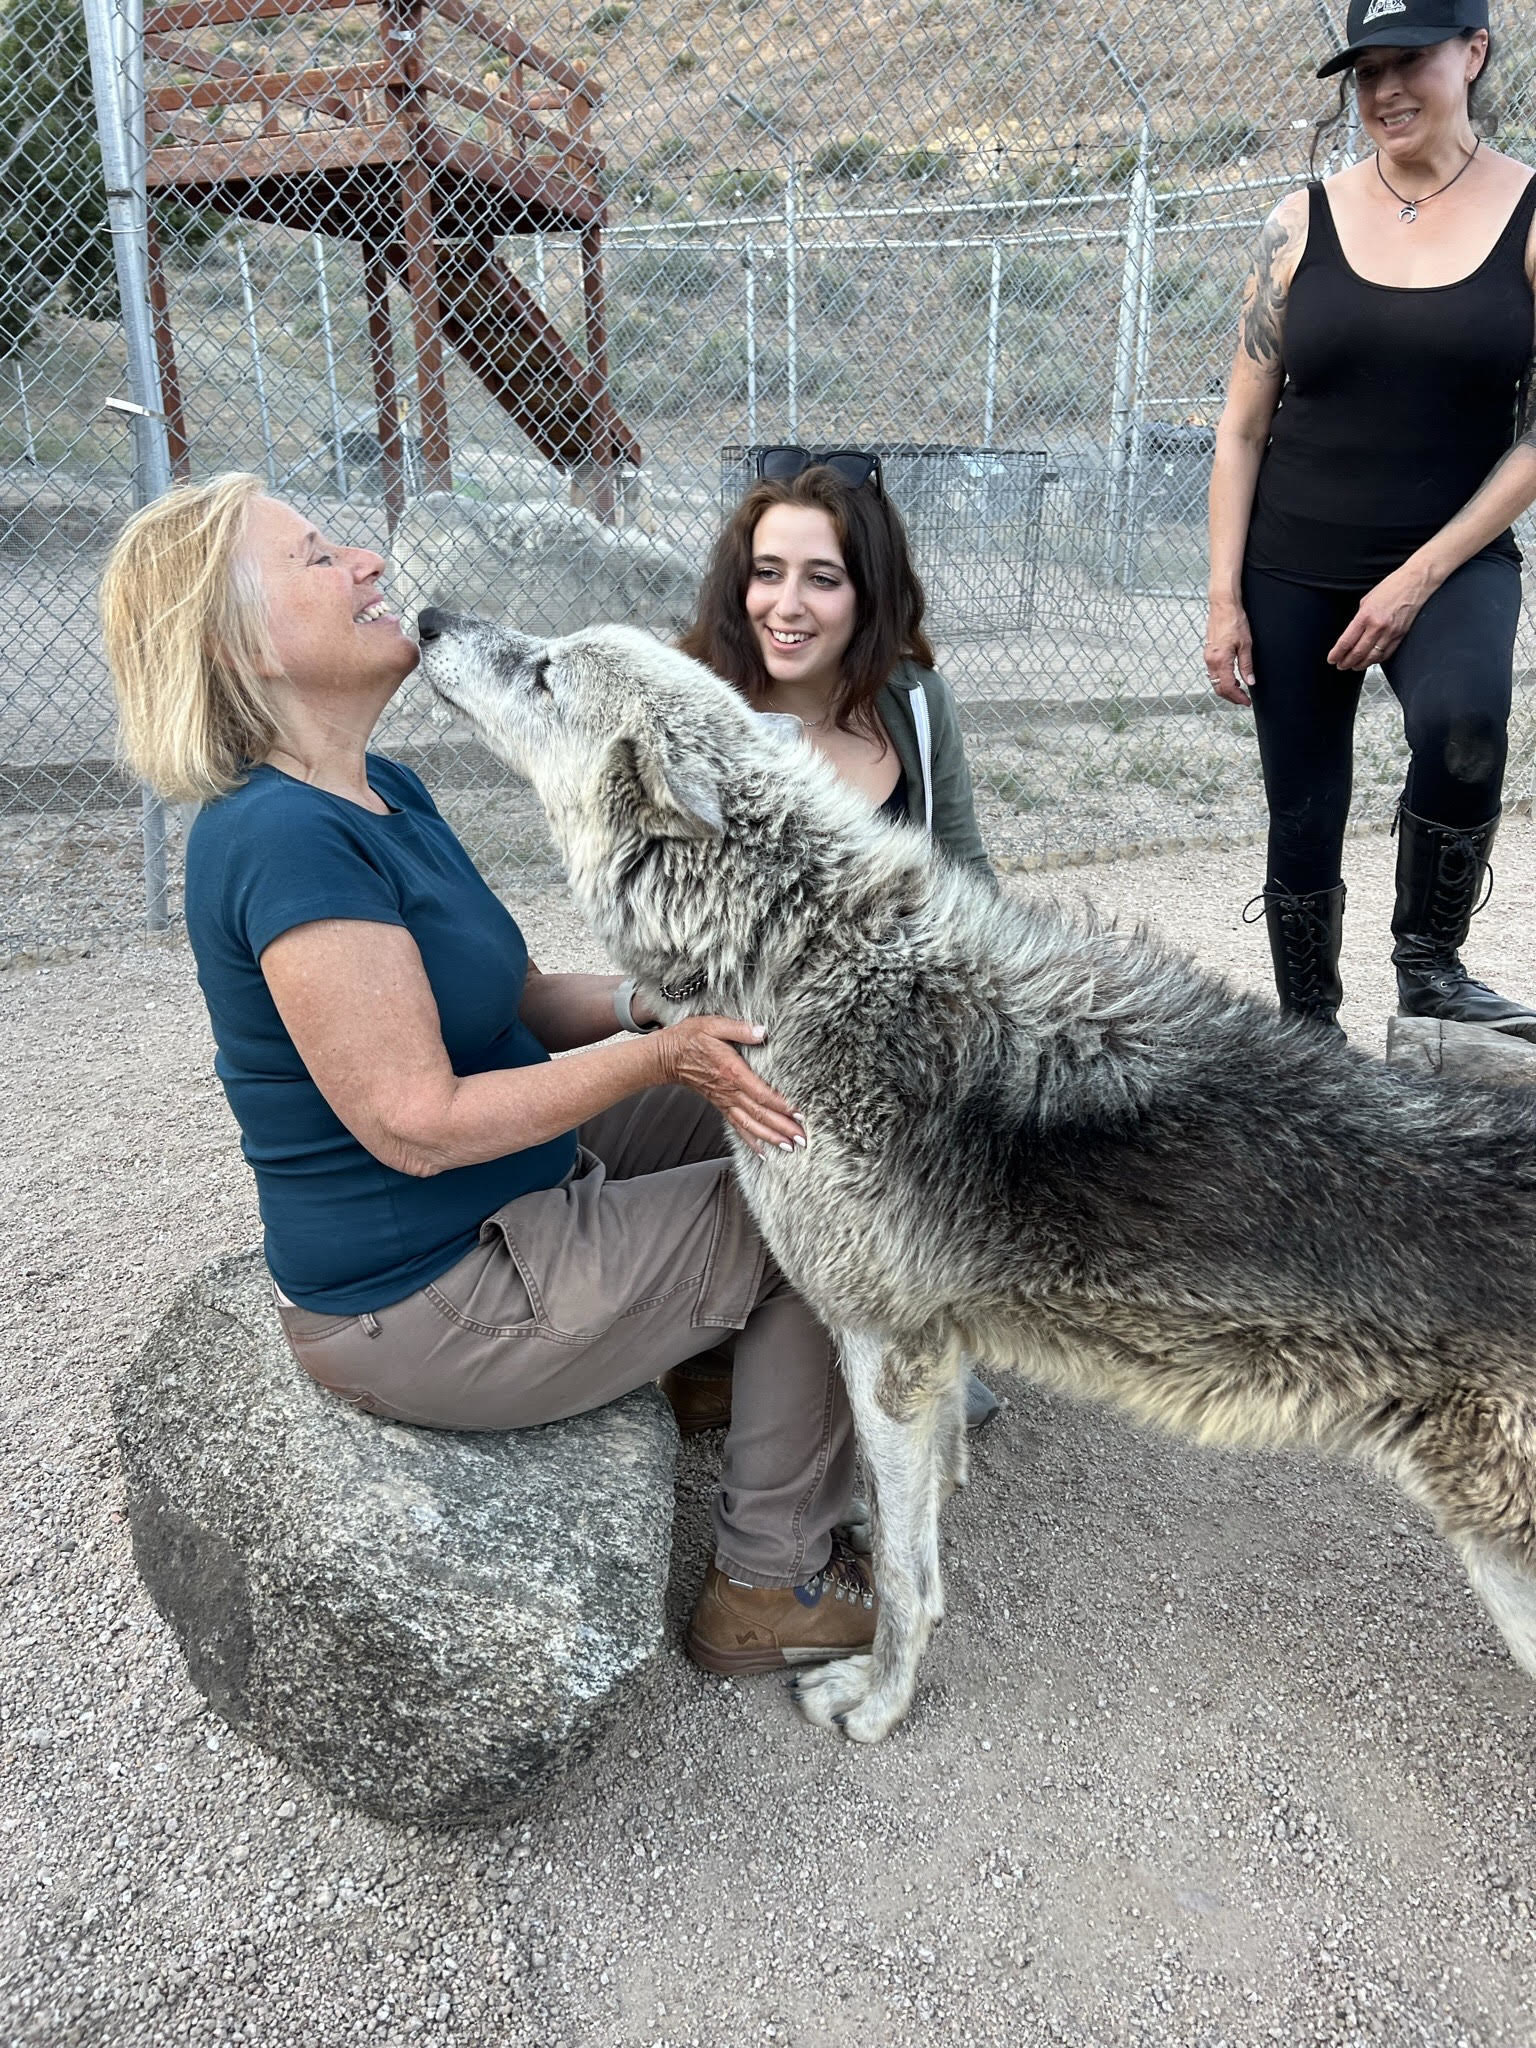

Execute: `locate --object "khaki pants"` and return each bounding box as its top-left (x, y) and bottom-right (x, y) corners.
top-left (275, 1086), bottom-right (854, 1587)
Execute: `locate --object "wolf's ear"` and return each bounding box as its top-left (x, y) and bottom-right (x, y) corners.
top-left (605, 733), bottom-right (724, 841)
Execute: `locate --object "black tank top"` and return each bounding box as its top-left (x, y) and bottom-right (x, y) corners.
top-left (1246, 175), bottom-right (1536, 588)
top-left (878, 776), bottom-right (909, 821)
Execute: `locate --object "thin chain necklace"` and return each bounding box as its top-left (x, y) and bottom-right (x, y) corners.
top-left (1376, 137), bottom-right (1480, 224)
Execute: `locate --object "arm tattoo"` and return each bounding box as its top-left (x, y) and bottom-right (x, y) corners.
top-left (1519, 328), bottom-right (1536, 448)
top-left (1240, 210), bottom-right (1294, 373)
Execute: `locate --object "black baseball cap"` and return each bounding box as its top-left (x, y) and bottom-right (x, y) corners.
top-left (1316, 0), bottom-right (1488, 79)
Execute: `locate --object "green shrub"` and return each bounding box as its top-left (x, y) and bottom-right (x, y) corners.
top-left (1154, 183), bottom-right (1199, 224)
top-left (616, 331), bottom-right (748, 411)
top-left (668, 50), bottom-right (699, 74)
top-left (586, 3), bottom-right (630, 29)
top-left (702, 168), bottom-right (783, 207)
top-left (734, 97), bottom-right (786, 135)
top-left (975, 765), bottom-right (1047, 813)
top-left (956, 250), bottom-right (1086, 312)
top-left (1151, 260), bottom-right (1232, 321)
top-left (897, 148), bottom-right (952, 182)
top-left (687, 331), bottom-right (753, 401)
top-left (812, 258), bottom-right (867, 317)
top-left (810, 135), bottom-right (883, 180)
top-left (614, 248), bottom-right (721, 300)
top-left (615, 332), bottom-right (852, 415)
top-left (624, 179), bottom-right (685, 217)
top-left (1171, 116), bottom-right (1264, 169)
top-left (991, 159), bottom-right (1092, 205)
top-left (996, 348), bottom-right (1099, 429)
top-left (607, 309), bottom-right (655, 359)
top-left (1101, 695), bottom-right (1133, 735)
top-left (1104, 144), bottom-right (1142, 186)
top-left (642, 135), bottom-right (696, 175)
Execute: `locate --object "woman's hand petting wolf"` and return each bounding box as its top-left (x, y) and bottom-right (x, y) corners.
top-left (653, 1015), bottom-right (807, 1155)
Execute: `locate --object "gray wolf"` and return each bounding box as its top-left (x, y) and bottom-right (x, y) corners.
top-left (416, 613), bottom-right (1536, 1744)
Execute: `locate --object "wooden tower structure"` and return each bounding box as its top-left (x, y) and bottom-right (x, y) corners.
top-left (140, 0), bottom-right (640, 523)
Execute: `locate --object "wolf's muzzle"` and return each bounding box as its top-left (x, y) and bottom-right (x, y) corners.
top-left (416, 607), bottom-right (460, 645)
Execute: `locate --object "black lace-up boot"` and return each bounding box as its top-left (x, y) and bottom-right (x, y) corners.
top-left (1247, 882), bottom-right (1346, 1033)
top-left (1391, 806), bottom-right (1536, 1039)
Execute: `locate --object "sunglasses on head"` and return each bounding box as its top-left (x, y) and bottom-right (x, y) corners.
top-left (754, 445), bottom-right (885, 498)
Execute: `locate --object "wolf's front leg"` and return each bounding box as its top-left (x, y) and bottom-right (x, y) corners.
top-left (793, 1328), bottom-right (948, 1743)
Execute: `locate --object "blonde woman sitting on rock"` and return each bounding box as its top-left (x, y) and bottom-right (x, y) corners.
top-left (100, 473), bottom-right (876, 1678)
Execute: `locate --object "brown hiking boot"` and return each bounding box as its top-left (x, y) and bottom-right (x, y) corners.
top-left (685, 1537), bottom-right (878, 1675)
top-left (659, 1357), bottom-right (733, 1436)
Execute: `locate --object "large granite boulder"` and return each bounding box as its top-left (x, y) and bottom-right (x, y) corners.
top-left (114, 1251), bottom-right (679, 1824)
top-left (1385, 1013), bottom-right (1536, 1084)
top-left (390, 489), bottom-right (701, 641)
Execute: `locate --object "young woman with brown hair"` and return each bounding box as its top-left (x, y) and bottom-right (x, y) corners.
top-left (680, 453), bottom-right (993, 875)
top-left (676, 451), bottom-right (1002, 1431)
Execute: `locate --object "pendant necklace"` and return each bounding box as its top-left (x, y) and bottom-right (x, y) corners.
top-left (1376, 137), bottom-right (1480, 223)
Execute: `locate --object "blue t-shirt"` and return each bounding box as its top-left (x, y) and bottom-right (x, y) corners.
top-left (184, 756), bottom-right (578, 1313)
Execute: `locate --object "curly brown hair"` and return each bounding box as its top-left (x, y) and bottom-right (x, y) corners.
top-left (677, 465), bottom-right (935, 735)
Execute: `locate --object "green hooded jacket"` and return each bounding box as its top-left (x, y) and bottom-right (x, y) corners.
top-left (875, 663), bottom-right (995, 885)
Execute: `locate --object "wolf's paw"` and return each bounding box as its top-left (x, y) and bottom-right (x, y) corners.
top-left (835, 1684), bottom-right (913, 1745)
top-left (791, 1654), bottom-right (873, 1729)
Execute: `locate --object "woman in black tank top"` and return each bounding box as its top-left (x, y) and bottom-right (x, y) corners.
top-left (1205, 0), bottom-right (1536, 1037)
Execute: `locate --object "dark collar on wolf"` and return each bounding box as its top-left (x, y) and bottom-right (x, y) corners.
top-left (659, 966), bottom-right (708, 1003)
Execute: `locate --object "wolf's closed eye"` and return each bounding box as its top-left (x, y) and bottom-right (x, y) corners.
top-left (529, 656), bottom-right (552, 695)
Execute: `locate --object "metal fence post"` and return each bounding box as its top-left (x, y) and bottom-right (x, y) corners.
top-left (743, 237), bottom-right (758, 444)
top-left (84, 0), bottom-right (173, 932)
top-left (982, 238), bottom-right (1002, 444)
top-left (726, 94), bottom-right (796, 435)
top-left (311, 233), bottom-right (349, 499)
top-left (1091, 31), bottom-right (1152, 588)
top-left (13, 361), bottom-right (36, 465)
top-left (785, 146), bottom-right (798, 437)
top-left (236, 238), bottom-right (279, 490)
top-left (1122, 160), bottom-right (1158, 585)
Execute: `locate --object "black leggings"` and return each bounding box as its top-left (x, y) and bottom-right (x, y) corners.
top-left (1241, 554), bottom-right (1522, 895)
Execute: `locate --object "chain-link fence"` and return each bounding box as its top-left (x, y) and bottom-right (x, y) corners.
top-left (5, 0), bottom-right (1536, 954)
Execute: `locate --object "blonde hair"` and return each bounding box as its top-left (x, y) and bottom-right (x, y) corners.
top-left (100, 472), bottom-right (280, 803)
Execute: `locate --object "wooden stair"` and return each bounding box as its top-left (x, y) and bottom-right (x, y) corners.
top-left (433, 247), bottom-right (640, 476)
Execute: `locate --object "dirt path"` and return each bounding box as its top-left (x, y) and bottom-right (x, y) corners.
top-left (3, 828), bottom-right (1535, 2048)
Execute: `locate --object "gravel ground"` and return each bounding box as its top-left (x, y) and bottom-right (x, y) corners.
top-left (5, 832), bottom-right (1536, 2048)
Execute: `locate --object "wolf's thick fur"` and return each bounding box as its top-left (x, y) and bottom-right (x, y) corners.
top-left (419, 617), bottom-right (1536, 1742)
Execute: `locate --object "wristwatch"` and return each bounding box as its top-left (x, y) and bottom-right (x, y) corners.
top-left (613, 976), bottom-right (661, 1033)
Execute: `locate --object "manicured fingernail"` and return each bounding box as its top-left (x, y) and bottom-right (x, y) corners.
top-left (750, 1024), bottom-right (767, 1039)
top-left (793, 1135), bottom-right (807, 1150)
top-left (792, 1112), bottom-right (806, 1126)
top-left (778, 1139), bottom-right (794, 1152)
